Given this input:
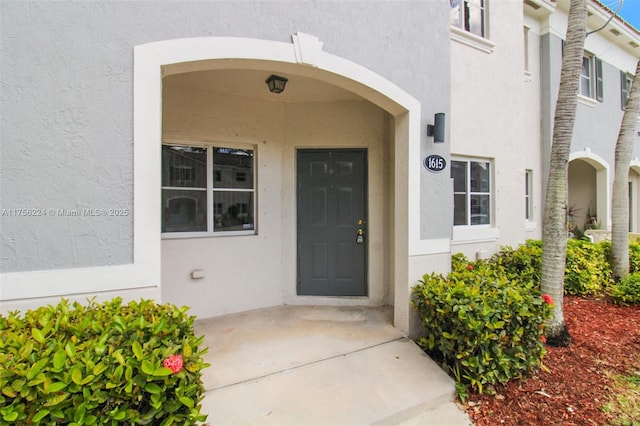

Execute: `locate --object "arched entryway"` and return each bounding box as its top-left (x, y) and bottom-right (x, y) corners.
top-left (568, 151), bottom-right (610, 233)
top-left (133, 34), bottom-right (421, 333)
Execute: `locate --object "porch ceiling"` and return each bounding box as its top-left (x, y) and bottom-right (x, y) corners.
top-left (163, 69), bottom-right (364, 103)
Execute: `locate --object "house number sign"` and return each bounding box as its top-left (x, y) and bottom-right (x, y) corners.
top-left (424, 155), bottom-right (446, 173)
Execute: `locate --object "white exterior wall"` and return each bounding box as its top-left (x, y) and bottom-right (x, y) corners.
top-left (161, 83), bottom-right (390, 318)
top-left (1, 0), bottom-right (450, 333)
top-left (450, 0), bottom-right (534, 259)
top-left (524, 14), bottom-right (545, 240)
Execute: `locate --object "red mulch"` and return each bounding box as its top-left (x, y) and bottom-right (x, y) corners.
top-left (465, 296), bottom-right (640, 426)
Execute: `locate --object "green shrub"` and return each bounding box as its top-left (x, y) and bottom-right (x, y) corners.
top-left (609, 272), bottom-right (640, 305)
top-left (490, 240), bottom-right (542, 285)
top-left (630, 242), bottom-right (640, 273)
top-left (0, 298), bottom-right (209, 425)
top-left (412, 266), bottom-right (552, 399)
top-left (564, 239), bottom-right (613, 296)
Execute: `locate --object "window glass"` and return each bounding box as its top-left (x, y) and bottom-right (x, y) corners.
top-left (162, 189), bottom-right (207, 233)
top-left (212, 148), bottom-right (254, 190)
top-left (452, 159), bottom-right (492, 226)
top-left (525, 170), bottom-right (532, 220)
top-left (452, 161), bottom-right (467, 193)
top-left (470, 194), bottom-right (490, 225)
top-left (580, 56), bottom-right (592, 97)
top-left (213, 191), bottom-right (254, 232)
top-left (450, 0), bottom-right (461, 27)
top-left (450, 0), bottom-right (485, 38)
top-left (453, 193), bottom-right (467, 226)
top-left (467, 0), bottom-right (484, 36)
top-left (162, 146), bottom-right (206, 188)
top-left (162, 143), bottom-right (255, 234)
top-left (470, 161), bottom-right (490, 192)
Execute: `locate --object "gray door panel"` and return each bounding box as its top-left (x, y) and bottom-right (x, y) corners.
top-left (297, 149), bottom-right (367, 296)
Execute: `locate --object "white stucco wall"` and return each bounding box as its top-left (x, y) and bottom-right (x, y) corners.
top-left (450, 0), bottom-right (534, 259)
top-left (0, 1), bottom-right (450, 320)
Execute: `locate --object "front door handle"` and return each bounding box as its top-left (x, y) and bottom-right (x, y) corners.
top-left (356, 228), bottom-right (365, 244)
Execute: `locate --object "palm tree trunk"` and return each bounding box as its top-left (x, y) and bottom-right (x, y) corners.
top-left (611, 60), bottom-right (640, 281)
top-left (541, 0), bottom-right (587, 347)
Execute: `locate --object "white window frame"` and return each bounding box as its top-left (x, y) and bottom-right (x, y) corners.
top-left (579, 54), bottom-right (603, 102)
top-left (451, 157), bottom-right (493, 228)
top-left (161, 140), bottom-right (256, 238)
top-left (450, 0), bottom-right (487, 39)
top-left (525, 169), bottom-right (533, 221)
top-left (524, 26), bottom-right (532, 81)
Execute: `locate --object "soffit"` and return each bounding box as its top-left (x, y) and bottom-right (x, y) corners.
top-left (163, 69), bottom-right (363, 103)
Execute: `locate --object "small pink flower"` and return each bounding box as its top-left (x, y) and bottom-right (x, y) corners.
top-left (163, 354), bottom-right (184, 374)
top-left (540, 335), bottom-right (547, 343)
top-left (467, 264), bottom-right (473, 271)
top-left (542, 294), bottom-right (554, 305)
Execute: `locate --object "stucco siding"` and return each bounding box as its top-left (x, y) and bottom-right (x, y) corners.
top-left (0, 1), bottom-right (450, 276)
top-left (450, 0), bottom-right (533, 258)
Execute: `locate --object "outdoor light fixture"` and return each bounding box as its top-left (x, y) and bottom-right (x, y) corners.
top-left (427, 112), bottom-right (446, 143)
top-left (266, 74), bottom-right (288, 94)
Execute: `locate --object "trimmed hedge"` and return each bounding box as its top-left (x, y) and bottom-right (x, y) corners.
top-left (0, 298), bottom-right (209, 425)
top-left (564, 239), bottom-right (613, 296)
top-left (610, 272), bottom-right (640, 306)
top-left (630, 241), bottom-right (640, 273)
top-left (412, 260), bottom-right (552, 399)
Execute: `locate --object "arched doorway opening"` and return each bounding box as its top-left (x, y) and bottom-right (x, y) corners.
top-left (133, 34), bottom-right (421, 333)
top-left (568, 151), bottom-right (610, 233)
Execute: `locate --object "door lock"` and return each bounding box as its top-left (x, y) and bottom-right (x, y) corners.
top-left (356, 228), bottom-right (365, 244)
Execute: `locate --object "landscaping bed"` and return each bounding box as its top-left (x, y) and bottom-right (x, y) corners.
top-left (465, 296), bottom-right (640, 426)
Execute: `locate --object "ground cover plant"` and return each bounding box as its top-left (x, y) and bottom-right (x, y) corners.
top-left (0, 298), bottom-right (209, 425)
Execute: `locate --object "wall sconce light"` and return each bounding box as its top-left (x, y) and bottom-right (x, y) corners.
top-left (266, 74), bottom-right (288, 94)
top-left (427, 113), bottom-right (446, 143)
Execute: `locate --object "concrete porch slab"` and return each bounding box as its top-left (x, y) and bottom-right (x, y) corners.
top-left (194, 305), bottom-right (472, 425)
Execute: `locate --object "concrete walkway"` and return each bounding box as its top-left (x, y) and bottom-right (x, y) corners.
top-left (194, 305), bottom-right (472, 426)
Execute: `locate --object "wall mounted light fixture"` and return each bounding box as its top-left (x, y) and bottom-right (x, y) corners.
top-left (427, 113), bottom-right (446, 143)
top-left (266, 74), bottom-right (288, 94)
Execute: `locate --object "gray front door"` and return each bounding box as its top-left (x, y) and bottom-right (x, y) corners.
top-left (297, 149), bottom-right (367, 296)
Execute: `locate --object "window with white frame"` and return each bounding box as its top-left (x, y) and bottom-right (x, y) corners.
top-left (162, 143), bottom-right (255, 234)
top-left (451, 159), bottom-right (492, 226)
top-left (450, 0), bottom-right (486, 38)
top-left (621, 71), bottom-right (633, 110)
top-left (523, 27), bottom-right (530, 73)
top-left (525, 170), bottom-right (533, 221)
top-left (580, 55), bottom-right (603, 101)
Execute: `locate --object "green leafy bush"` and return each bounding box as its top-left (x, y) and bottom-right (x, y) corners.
top-left (564, 239), bottom-right (613, 296)
top-left (0, 298), bottom-right (209, 425)
top-left (412, 265), bottom-right (552, 399)
top-left (630, 241), bottom-right (640, 273)
top-left (490, 240), bottom-right (542, 284)
top-left (609, 272), bottom-right (640, 306)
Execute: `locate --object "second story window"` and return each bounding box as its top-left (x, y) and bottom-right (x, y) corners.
top-left (621, 71), bottom-right (633, 110)
top-left (450, 0), bottom-right (486, 38)
top-left (580, 55), bottom-right (603, 101)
